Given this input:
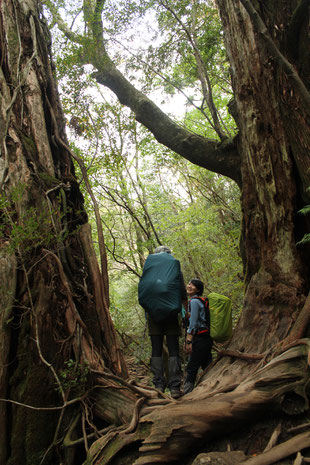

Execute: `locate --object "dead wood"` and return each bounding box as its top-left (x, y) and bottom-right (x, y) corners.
top-left (293, 452), bottom-right (303, 465)
top-left (192, 450), bottom-right (247, 464)
top-left (263, 422), bottom-right (282, 452)
top-left (84, 340), bottom-right (310, 465)
top-left (240, 430), bottom-right (310, 465)
top-left (288, 423), bottom-right (310, 434)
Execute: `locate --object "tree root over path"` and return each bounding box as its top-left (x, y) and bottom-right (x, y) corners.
top-left (240, 430), bottom-right (310, 465)
top-left (83, 340), bottom-right (310, 465)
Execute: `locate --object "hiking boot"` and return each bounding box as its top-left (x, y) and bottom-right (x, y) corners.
top-left (167, 356), bottom-right (182, 398)
top-left (150, 357), bottom-right (166, 392)
top-left (170, 388), bottom-right (182, 399)
top-left (183, 381), bottom-right (194, 394)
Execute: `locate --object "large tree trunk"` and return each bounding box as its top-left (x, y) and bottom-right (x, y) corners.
top-left (0, 2), bottom-right (126, 464)
top-left (204, 0), bottom-right (310, 390)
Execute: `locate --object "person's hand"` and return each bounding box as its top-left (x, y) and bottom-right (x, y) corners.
top-left (185, 339), bottom-right (192, 354)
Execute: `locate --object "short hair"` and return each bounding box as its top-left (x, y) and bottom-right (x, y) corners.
top-left (189, 278), bottom-right (204, 296)
top-left (154, 245), bottom-right (172, 254)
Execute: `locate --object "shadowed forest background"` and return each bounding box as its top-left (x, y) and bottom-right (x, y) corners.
top-left (43, 0), bottom-right (245, 372)
top-left (0, 1), bottom-right (310, 465)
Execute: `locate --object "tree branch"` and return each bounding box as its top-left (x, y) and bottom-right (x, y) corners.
top-left (45, 1), bottom-right (241, 185)
top-left (93, 66), bottom-right (241, 185)
top-left (159, 0), bottom-right (229, 140)
top-left (42, 0), bottom-right (84, 44)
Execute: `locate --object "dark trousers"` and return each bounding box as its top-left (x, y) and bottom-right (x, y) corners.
top-left (186, 334), bottom-right (212, 384)
top-left (150, 334), bottom-right (179, 357)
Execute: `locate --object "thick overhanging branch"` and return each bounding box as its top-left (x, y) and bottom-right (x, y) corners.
top-left (93, 67), bottom-right (241, 186)
top-left (44, 1), bottom-right (241, 185)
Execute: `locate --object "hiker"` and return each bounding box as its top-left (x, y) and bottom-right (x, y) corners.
top-left (183, 278), bottom-right (213, 394)
top-left (138, 245), bottom-right (187, 399)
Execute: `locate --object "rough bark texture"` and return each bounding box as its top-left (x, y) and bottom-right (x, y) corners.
top-left (0, 2), bottom-right (126, 464)
top-left (199, 0), bottom-right (310, 391)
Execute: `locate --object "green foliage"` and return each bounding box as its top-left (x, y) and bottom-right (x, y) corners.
top-left (1, 186), bottom-right (53, 255)
top-left (58, 359), bottom-right (90, 394)
top-left (45, 0), bottom-right (244, 343)
top-left (297, 233), bottom-right (310, 246)
top-left (0, 183), bottom-right (71, 262)
top-left (297, 193), bottom-right (310, 246)
top-left (298, 205), bottom-right (310, 216)
top-left (46, 0), bottom-right (235, 139)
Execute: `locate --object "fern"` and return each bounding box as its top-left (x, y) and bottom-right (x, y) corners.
top-left (298, 205), bottom-right (310, 216)
top-left (297, 186), bottom-right (310, 246)
top-left (296, 233), bottom-right (310, 246)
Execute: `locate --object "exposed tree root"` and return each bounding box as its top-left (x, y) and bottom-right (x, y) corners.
top-left (215, 347), bottom-right (265, 361)
top-left (123, 397), bottom-right (146, 434)
top-left (263, 422), bottom-right (282, 452)
top-left (83, 340), bottom-right (310, 464)
top-left (240, 430), bottom-right (310, 465)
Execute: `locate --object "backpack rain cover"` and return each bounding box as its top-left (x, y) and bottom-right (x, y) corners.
top-left (208, 292), bottom-right (232, 342)
top-left (138, 253), bottom-right (182, 322)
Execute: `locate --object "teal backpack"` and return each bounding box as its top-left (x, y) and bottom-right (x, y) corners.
top-left (138, 253), bottom-right (183, 322)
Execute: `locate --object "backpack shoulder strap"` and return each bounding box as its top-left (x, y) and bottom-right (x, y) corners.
top-left (191, 296), bottom-right (208, 306)
top-left (191, 296), bottom-right (210, 327)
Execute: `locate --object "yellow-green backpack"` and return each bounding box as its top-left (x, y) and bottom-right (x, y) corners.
top-left (208, 292), bottom-right (232, 343)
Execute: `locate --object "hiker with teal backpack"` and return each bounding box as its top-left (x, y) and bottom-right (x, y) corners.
top-left (138, 246), bottom-right (187, 399)
top-left (183, 278), bottom-right (213, 395)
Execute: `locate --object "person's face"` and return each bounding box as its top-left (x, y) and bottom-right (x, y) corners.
top-left (187, 281), bottom-right (198, 297)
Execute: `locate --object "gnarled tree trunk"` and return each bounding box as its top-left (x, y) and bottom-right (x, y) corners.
top-left (201, 0), bottom-right (310, 391)
top-left (0, 2), bottom-right (126, 464)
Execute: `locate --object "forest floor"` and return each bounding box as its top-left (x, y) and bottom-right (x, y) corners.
top-left (125, 354), bottom-right (151, 386)
top-left (122, 348), bottom-right (310, 465)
